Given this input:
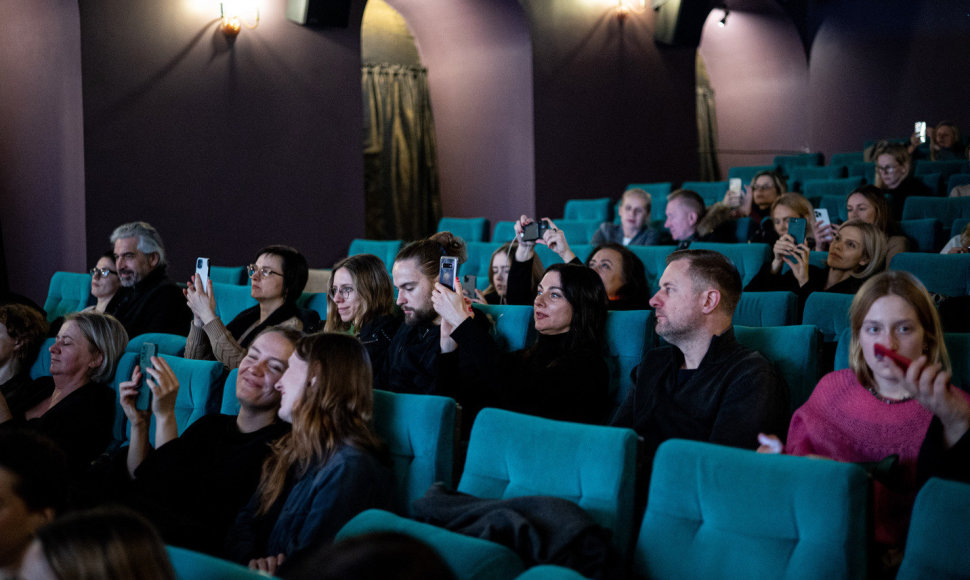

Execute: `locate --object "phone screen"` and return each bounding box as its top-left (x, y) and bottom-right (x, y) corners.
top-left (137, 343), bottom-right (158, 411)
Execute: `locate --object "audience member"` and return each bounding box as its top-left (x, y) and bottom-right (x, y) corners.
top-left (278, 531), bottom-right (457, 580)
top-left (758, 271), bottom-right (970, 571)
top-left (587, 243), bottom-right (650, 310)
top-left (471, 241), bottom-right (543, 305)
top-left (591, 188), bottom-right (669, 246)
top-left (0, 311), bottom-right (127, 476)
top-left (0, 430), bottom-right (68, 578)
top-left (846, 185), bottom-right (911, 265)
top-left (19, 506), bottom-right (176, 580)
top-left (948, 144), bottom-right (970, 197)
top-left (119, 327), bottom-right (298, 555)
top-left (750, 192), bottom-right (819, 248)
top-left (107, 221), bottom-right (192, 337)
top-left (912, 120), bottom-right (963, 161)
top-left (873, 141), bottom-right (932, 219)
top-left (610, 250), bottom-right (789, 469)
top-left (84, 251), bottom-right (121, 313)
top-left (435, 262), bottom-right (610, 425)
top-left (941, 221), bottom-right (970, 254)
top-left (747, 220), bottom-right (886, 301)
top-left (0, 304), bottom-right (48, 415)
top-left (324, 254), bottom-right (401, 370)
top-left (227, 333), bottom-right (393, 574)
top-left (664, 189), bottom-right (732, 248)
top-left (723, 170), bottom-right (787, 240)
top-left (375, 232), bottom-right (467, 395)
top-left (184, 245), bottom-right (319, 370)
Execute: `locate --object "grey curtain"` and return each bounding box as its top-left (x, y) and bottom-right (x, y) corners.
top-left (362, 64), bottom-right (441, 240)
top-left (695, 53), bottom-right (721, 181)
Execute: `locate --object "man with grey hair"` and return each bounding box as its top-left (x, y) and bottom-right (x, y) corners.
top-left (107, 221), bottom-right (190, 337)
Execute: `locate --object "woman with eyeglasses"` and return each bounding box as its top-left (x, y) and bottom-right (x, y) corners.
top-left (184, 245), bottom-right (320, 370)
top-left (873, 141), bottom-right (933, 219)
top-left (85, 251), bottom-right (122, 314)
top-left (845, 185), bottom-right (911, 266)
top-left (323, 254), bottom-right (401, 371)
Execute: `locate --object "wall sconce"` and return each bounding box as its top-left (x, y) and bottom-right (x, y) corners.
top-left (220, 1), bottom-right (260, 37)
top-left (617, 0), bottom-right (647, 20)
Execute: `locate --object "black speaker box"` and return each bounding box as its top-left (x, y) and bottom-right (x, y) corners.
top-left (653, 0), bottom-right (714, 47)
top-left (286, 0), bottom-right (352, 28)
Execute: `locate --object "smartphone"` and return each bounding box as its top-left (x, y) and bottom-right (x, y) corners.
top-left (438, 256), bottom-right (458, 291)
top-left (462, 274), bottom-right (477, 298)
top-left (814, 208), bottom-right (831, 229)
top-left (137, 342), bottom-right (158, 411)
top-left (195, 257), bottom-right (210, 289)
top-left (915, 121), bottom-right (927, 144)
top-left (787, 217), bottom-right (807, 245)
top-left (729, 178), bottom-right (742, 193)
top-left (874, 343), bottom-right (911, 372)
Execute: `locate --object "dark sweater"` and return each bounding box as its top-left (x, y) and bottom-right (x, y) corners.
top-left (108, 265), bottom-right (192, 338)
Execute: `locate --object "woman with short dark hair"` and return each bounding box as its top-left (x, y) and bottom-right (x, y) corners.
top-left (434, 263), bottom-right (610, 425)
top-left (184, 245), bottom-right (320, 370)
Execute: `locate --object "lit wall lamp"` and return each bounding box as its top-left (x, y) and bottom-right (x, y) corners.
top-left (220, 1), bottom-right (260, 37)
top-left (718, 4), bottom-right (729, 27)
top-left (617, 0), bottom-right (647, 20)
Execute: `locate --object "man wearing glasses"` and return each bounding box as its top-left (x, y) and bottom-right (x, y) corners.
top-left (108, 221), bottom-right (191, 337)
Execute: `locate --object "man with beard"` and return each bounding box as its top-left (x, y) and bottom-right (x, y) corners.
top-left (108, 221), bottom-right (191, 337)
top-left (611, 250), bottom-right (789, 466)
top-left (376, 232), bottom-right (468, 395)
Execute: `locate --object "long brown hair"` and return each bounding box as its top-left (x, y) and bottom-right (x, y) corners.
top-left (325, 254), bottom-right (396, 333)
top-left (256, 333), bottom-right (383, 514)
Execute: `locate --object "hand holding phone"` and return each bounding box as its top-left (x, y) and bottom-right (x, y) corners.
top-left (521, 219), bottom-right (552, 243)
top-left (136, 343), bottom-right (158, 411)
top-left (813, 209), bottom-right (830, 229)
top-left (787, 217), bottom-right (807, 246)
top-left (462, 275), bottom-right (477, 299)
top-left (195, 257), bottom-right (210, 291)
top-left (874, 343), bottom-right (911, 372)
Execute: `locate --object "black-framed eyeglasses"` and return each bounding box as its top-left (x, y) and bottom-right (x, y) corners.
top-left (90, 268), bottom-right (117, 279)
top-left (247, 265), bottom-right (282, 279)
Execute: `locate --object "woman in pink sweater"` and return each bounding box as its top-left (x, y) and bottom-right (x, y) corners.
top-left (759, 271), bottom-right (970, 570)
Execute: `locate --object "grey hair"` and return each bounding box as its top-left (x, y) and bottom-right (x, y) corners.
top-left (110, 222), bottom-right (167, 265)
top-left (64, 312), bottom-right (129, 383)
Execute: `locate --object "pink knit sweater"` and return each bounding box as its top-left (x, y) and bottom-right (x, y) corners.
top-left (787, 369), bottom-right (931, 547)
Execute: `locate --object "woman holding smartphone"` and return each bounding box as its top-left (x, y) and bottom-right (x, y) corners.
top-left (758, 271), bottom-right (970, 573)
top-left (184, 245), bottom-right (320, 370)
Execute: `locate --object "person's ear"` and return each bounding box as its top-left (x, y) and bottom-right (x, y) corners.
top-left (688, 212), bottom-right (699, 227)
top-left (700, 289), bottom-right (721, 314)
top-left (89, 351), bottom-right (104, 371)
top-left (148, 252), bottom-right (160, 268)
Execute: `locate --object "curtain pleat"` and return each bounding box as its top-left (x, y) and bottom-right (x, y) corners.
top-left (695, 54), bottom-right (721, 181)
top-left (362, 64), bottom-right (441, 240)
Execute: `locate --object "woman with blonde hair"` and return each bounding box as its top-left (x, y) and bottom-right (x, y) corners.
top-left (227, 333), bottom-right (393, 575)
top-left (845, 185), bottom-right (911, 264)
top-left (325, 254), bottom-right (401, 369)
top-left (758, 271), bottom-right (970, 571)
top-left (873, 141), bottom-right (933, 218)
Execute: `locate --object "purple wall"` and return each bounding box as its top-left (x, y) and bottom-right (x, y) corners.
top-left (387, 0), bottom-right (535, 225)
top-left (525, 1), bottom-right (699, 218)
top-left (79, 0), bottom-right (368, 284)
top-left (0, 0), bottom-right (86, 303)
top-left (699, 0), bottom-right (809, 174)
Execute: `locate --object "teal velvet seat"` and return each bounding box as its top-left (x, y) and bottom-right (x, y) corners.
top-left (628, 245), bottom-right (678, 295)
top-left (734, 324), bottom-right (820, 413)
top-left (458, 409), bottom-right (638, 557)
top-left (563, 198), bottom-right (613, 222)
top-left (337, 509), bottom-right (525, 580)
top-left (220, 367), bottom-right (240, 415)
top-left (43, 271), bottom-right (92, 322)
top-left (679, 180), bottom-right (728, 206)
top-left (515, 566), bottom-right (589, 579)
top-left (626, 182), bottom-right (673, 221)
top-left (471, 304), bottom-right (536, 352)
top-left (554, 219), bottom-right (603, 245)
top-left (898, 218), bottom-right (943, 252)
top-left (605, 309), bottom-right (652, 410)
top-left (802, 176), bottom-right (865, 200)
top-left (211, 282), bottom-right (257, 324)
top-left (126, 332), bottom-right (187, 356)
top-left (208, 265), bottom-right (247, 285)
top-left (438, 217), bottom-right (490, 242)
top-left (889, 252), bottom-right (970, 296)
top-left (296, 291), bottom-right (328, 320)
top-left (902, 196), bottom-right (970, 230)
top-left (727, 164), bottom-right (774, 185)
top-left (347, 239), bottom-right (403, 275)
top-left (896, 478), bottom-right (970, 580)
top-left (802, 292), bottom-right (854, 343)
top-left (689, 242), bottom-right (771, 288)
top-left (636, 439), bottom-right (869, 580)
top-left (734, 291), bottom-right (797, 327)
top-left (167, 545), bottom-right (267, 580)
top-left (373, 389), bottom-right (457, 516)
top-left (788, 164), bottom-right (845, 192)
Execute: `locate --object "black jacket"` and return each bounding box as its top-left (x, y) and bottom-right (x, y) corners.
top-left (108, 265), bottom-right (192, 338)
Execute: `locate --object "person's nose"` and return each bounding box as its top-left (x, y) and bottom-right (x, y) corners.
top-left (649, 291), bottom-right (661, 309)
top-left (396, 293), bottom-right (406, 306)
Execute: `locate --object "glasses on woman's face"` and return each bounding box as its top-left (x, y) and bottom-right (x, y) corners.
top-left (876, 164), bottom-right (899, 175)
top-left (330, 286), bottom-right (355, 299)
top-left (90, 267), bottom-right (117, 279)
top-left (247, 265), bottom-right (282, 279)
top-left (751, 183), bottom-right (776, 191)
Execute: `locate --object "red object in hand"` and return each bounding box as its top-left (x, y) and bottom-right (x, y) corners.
top-left (874, 343), bottom-right (912, 372)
